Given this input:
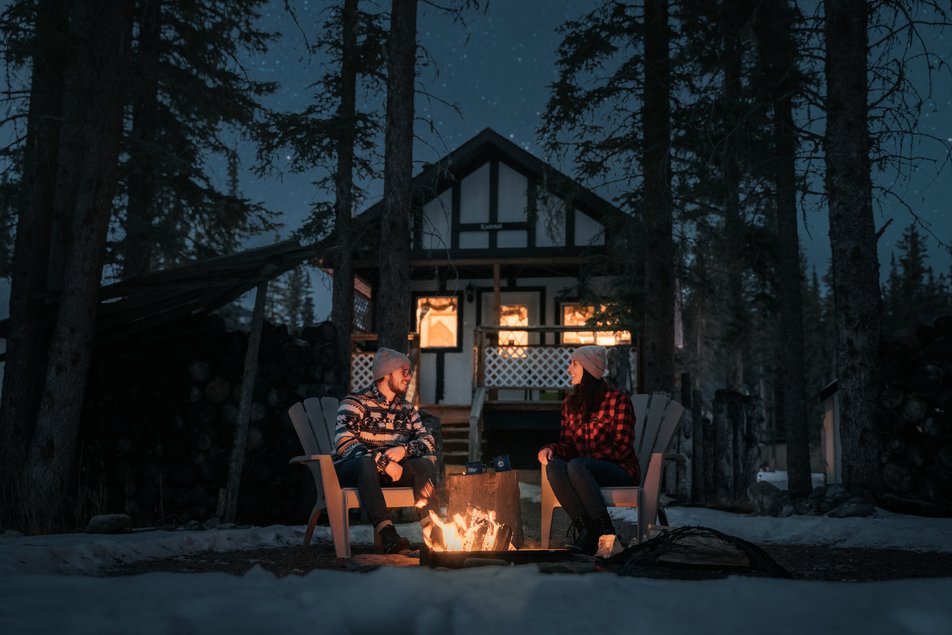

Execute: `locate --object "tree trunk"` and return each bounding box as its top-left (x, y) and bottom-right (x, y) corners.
top-left (0, 0), bottom-right (68, 524)
top-left (223, 281), bottom-right (268, 523)
top-left (824, 0), bottom-right (882, 491)
top-left (331, 0), bottom-right (358, 387)
top-left (755, 1), bottom-right (812, 496)
top-left (720, 9), bottom-right (746, 392)
top-left (24, 0), bottom-right (132, 530)
top-left (121, 0), bottom-right (162, 278)
top-left (375, 0), bottom-right (417, 352)
top-left (641, 0), bottom-right (675, 394)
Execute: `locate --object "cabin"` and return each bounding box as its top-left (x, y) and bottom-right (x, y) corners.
top-left (335, 128), bottom-right (637, 467)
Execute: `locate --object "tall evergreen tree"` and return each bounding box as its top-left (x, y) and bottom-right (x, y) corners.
top-left (117, 0), bottom-right (279, 278)
top-left (15, 0), bottom-right (131, 530)
top-left (752, 0), bottom-right (812, 496)
top-left (257, 1), bottom-right (387, 384)
top-left (0, 0), bottom-right (70, 522)
top-left (640, 0), bottom-right (676, 394)
top-left (375, 0), bottom-right (417, 351)
top-left (824, 0), bottom-right (882, 491)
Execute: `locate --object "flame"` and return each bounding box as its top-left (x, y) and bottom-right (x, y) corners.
top-left (422, 505), bottom-right (514, 552)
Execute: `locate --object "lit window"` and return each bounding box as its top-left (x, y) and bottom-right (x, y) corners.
top-left (499, 304), bottom-right (528, 347)
top-left (416, 297), bottom-right (459, 349)
top-left (561, 303), bottom-right (631, 346)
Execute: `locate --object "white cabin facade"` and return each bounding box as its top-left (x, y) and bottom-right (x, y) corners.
top-left (341, 128), bottom-right (636, 465)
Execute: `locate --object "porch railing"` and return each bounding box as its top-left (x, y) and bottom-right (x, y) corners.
top-left (473, 325), bottom-right (637, 392)
top-left (468, 325), bottom-right (637, 461)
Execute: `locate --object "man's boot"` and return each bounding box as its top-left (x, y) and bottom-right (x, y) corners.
top-left (378, 524), bottom-right (410, 554)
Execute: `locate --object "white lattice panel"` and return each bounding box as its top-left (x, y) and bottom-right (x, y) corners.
top-left (351, 352), bottom-right (374, 390)
top-left (483, 346), bottom-right (638, 390)
top-left (484, 346), bottom-right (574, 389)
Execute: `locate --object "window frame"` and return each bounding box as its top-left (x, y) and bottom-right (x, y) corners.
top-left (412, 291), bottom-right (465, 352)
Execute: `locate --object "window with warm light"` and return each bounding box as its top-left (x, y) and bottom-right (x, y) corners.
top-left (416, 296), bottom-right (460, 349)
top-left (499, 304), bottom-right (529, 347)
top-left (561, 303), bottom-right (631, 346)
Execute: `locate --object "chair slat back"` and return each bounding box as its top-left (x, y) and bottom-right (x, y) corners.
top-left (320, 396), bottom-right (341, 453)
top-left (632, 392), bottom-right (685, 485)
top-left (289, 400), bottom-right (320, 455)
top-left (304, 396), bottom-right (335, 454)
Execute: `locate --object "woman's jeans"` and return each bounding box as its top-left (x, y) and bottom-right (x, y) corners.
top-left (335, 455), bottom-right (436, 528)
top-left (545, 456), bottom-right (631, 521)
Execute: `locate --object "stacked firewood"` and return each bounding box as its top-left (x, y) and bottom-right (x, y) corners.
top-left (78, 314), bottom-right (346, 527)
top-left (878, 315), bottom-right (952, 513)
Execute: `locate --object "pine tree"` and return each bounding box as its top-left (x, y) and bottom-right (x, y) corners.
top-left (825, 0), bottom-right (882, 491)
top-left (375, 0), bottom-right (417, 351)
top-left (117, 0), bottom-right (280, 278)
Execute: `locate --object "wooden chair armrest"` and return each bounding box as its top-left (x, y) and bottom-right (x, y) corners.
top-left (289, 454), bottom-right (327, 464)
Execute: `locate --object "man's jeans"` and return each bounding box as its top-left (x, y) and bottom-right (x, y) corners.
top-left (335, 455), bottom-right (437, 528)
top-left (545, 456), bottom-right (631, 521)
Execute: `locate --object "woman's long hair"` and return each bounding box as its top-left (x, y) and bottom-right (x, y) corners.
top-left (566, 369), bottom-right (609, 416)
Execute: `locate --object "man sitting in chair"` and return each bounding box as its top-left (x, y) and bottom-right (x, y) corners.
top-left (334, 347), bottom-right (437, 554)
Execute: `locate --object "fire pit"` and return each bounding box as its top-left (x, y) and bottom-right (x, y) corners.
top-left (419, 504), bottom-right (576, 569)
top-left (419, 544), bottom-right (574, 569)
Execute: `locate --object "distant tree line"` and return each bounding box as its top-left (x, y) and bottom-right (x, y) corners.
top-left (540, 0), bottom-right (951, 496)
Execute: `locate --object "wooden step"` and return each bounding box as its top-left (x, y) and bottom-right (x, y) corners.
top-left (422, 404), bottom-right (472, 425)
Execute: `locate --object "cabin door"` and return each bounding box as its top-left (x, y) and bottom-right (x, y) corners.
top-left (479, 290), bottom-right (543, 346)
top-left (479, 289), bottom-right (544, 400)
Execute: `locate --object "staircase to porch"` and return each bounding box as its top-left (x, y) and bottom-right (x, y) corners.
top-left (421, 403), bottom-right (481, 466)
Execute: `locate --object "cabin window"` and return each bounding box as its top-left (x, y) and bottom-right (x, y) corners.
top-left (421, 189), bottom-right (452, 250)
top-left (499, 304), bottom-right (529, 347)
top-left (560, 303), bottom-right (631, 346)
top-left (416, 296), bottom-right (460, 350)
top-left (574, 209), bottom-right (605, 246)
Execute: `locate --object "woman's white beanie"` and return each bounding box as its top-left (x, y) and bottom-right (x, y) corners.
top-left (571, 345), bottom-right (608, 379)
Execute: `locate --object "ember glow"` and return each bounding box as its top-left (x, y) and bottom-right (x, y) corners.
top-left (422, 506), bottom-right (515, 552)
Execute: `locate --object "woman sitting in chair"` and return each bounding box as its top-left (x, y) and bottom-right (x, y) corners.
top-left (537, 345), bottom-right (640, 555)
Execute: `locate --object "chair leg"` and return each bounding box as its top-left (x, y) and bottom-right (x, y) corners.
top-left (636, 489), bottom-right (646, 543)
top-left (303, 506), bottom-right (323, 547)
top-left (541, 475), bottom-right (556, 549)
top-left (326, 498), bottom-right (351, 559)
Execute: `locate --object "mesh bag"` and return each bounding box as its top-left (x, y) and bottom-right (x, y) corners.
top-left (603, 525), bottom-right (792, 580)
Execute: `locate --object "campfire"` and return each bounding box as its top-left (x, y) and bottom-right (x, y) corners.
top-left (422, 505), bottom-right (515, 552)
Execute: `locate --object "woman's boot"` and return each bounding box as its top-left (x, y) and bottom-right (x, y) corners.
top-left (567, 514), bottom-right (599, 555)
top-left (594, 512), bottom-right (615, 538)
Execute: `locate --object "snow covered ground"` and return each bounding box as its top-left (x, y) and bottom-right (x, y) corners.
top-left (2, 493), bottom-right (952, 634)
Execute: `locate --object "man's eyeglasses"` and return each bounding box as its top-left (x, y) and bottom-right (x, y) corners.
top-left (399, 368), bottom-right (413, 378)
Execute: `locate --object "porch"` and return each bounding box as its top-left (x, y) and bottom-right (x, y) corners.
top-left (351, 325), bottom-right (638, 466)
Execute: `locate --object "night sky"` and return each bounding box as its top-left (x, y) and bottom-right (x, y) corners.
top-left (236, 0), bottom-right (951, 313)
top-left (2, 1), bottom-right (949, 320)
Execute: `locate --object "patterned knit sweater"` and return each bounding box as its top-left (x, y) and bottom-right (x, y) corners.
top-left (334, 384), bottom-right (436, 474)
top-left (543, 387), bottom-right (641, 484)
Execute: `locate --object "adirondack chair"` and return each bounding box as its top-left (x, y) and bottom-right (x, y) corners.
top-left (540, 392), bottom-right (685, 547)
top-left (288, 396), bottom-right (419, 558)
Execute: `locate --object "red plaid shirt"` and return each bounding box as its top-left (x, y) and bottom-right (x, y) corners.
top-left (545, 388), bottom-right (640, 484)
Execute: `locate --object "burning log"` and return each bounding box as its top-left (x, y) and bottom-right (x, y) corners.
top-left (423, 505), bottom-right (515, 552)
top-left (445, 471), bottom-right (524, 547)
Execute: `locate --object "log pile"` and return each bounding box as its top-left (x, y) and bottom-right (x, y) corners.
top-left (878, 315), bottom-right (952, 514)
top-left (78, 314), bottom-right (347, 527)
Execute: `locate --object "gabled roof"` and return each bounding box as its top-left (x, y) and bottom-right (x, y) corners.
top-left (358, 127), bottom-right (626, 226)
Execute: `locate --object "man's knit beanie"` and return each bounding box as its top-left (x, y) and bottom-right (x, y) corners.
top-left (373, 347), bottom-right (411, 380)
top-left (571, 345), bottom-right (608, 379)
